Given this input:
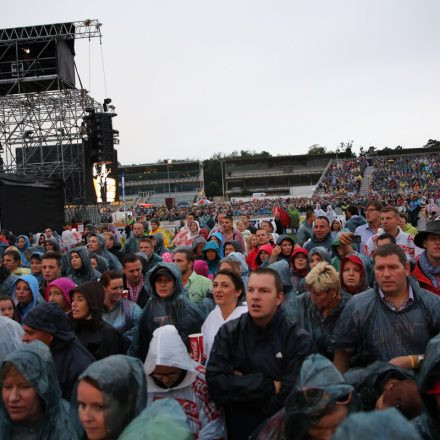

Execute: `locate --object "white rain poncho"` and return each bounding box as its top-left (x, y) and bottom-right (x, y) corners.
top-left (144, 325), bottom-right (225, 440)
top-left (0, 316), bottom-right (23, 363)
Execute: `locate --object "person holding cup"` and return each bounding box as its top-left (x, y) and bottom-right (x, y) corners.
top-left (144, 325), bottom-right (225, 439)
top-left (202, 269), bottom-right (248, 360)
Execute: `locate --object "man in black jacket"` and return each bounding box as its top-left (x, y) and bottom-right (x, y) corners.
top-left (206, 267), bottom-right (315, 440)
top-left (22, 302), bottom-right (95, 400)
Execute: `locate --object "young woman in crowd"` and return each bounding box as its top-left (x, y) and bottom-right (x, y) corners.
top-left (255, 243), bottom-right (273, 268)
top-left (202, 241), bottom-right (222, 276)
top-left (11, 275), bottom-right (43, 322)
top-left (269, 235), bottom-right (296, 264)
top-left (202, 269), bottom-right (248, 360)
top-left (246, 234), bottom-right (258, 257)
top-left (0, 296), bottom-right (19, 322)
top-left (73, 355), bottom-right (147, 440)
top-left (45, 277), bottom-right (76, 314)
top-left (0, 341), bottom-right (76, 439)
top-left (290, 247), bottom-right (309, 293)
top-left (68, 247), bottom-right (101, 285)
top-left (70, 281), bottom-right (124, 360)
top-left (308, 247), bottom-right (332, 270)
top-left (340, 255), bottom-right (369, 295)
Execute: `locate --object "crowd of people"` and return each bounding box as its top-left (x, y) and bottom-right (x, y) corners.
top-left (1, 190), bottom-right (440, 438)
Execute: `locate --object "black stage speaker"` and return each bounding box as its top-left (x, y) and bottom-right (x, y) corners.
top-left (0, 174), bottom-right (65, 234)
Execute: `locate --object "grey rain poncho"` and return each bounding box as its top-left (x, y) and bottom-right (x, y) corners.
top-left (0, 316), bottom-right (23, 363)
top-left (250, 353), bottom-right (355, 440)
top-left (413, 334), bottom-right (440, 439)
top-left (118, 398), bottom-right (193, 440)
top-left (71, 354), bottom-right (148, 440)
top-left (0, 340), bottom-right (78, 440)
top-left (67, 246), bottom-right (101, 285)
top-left (333, 408), bottom-right (422, 440)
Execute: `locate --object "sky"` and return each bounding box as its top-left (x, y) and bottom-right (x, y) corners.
top-left (2, 1), bottom-right (440, 165)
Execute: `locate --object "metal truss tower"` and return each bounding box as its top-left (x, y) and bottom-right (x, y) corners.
top-left (0, 20), bottom-right (104, 204)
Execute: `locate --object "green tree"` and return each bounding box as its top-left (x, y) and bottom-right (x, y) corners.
top-left (308, 144), bottom-right (327, 155)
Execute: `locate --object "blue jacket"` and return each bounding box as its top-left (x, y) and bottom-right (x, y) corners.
top-left (12, 274), bottom-right (44, 321)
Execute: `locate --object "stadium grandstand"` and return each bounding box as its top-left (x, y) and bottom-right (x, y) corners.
top-left (118, 161), bottom-right (204, 207)
top-left (223, 152), bottom-right (351, 198)
top-left (315, 147), bottom-right (440, 197)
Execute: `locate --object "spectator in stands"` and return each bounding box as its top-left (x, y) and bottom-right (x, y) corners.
top-left (0, 253), bottom-right (18, 296)
top-left (150, 219), bottom-right (172, 248)
top-left (345, 206), bottom-right (366, 233)
top-left (304, 216), bottom-right (334, 252)
top-left (236, 219), bottom-right (251, 244)
top-left (332, 244), bottom-right (440, 373)
top-left (173, 213), bottom-right (196, 247)
top-left (376, 232), bottom-right (396, 247)
top-left (128, 262), bottom-right (203, 362)
top-left (150, 233), bottom-right (170, 257)
top-left (101, 271), bottom-right (142, 347)
top-left (40, 251), bottom-right (62, 296)
top-left (412, 220), bottom-right (440, 296)
top-left (363, 206), bottom-right (418, 262)
top-left (223, 240), bottom-right (244, 256)
top-left (355, 201), bottom-right (382, 251)
top-left (22, 302), bottom-right (95, 400)
top-left (340, 255), bottom-right (369, 295)
top-left (124, 222), bottom-right (145, 254)
top-left (290, 247), bottom-right (308, 293)
top-left (12, 275), bottom-right (44, 322)
top-left (45, 277), bottom-right (76, 314)
top-left (308, 247), bottom-right (332, 270)
top-left (398, 212), bottom-right (418, 236)
top-left (122, 254), bottom-right (149, 309)
top-left (202, 241), bottom-right (222, 276)
top-left (206, 268), bottom-right (314, 440)
top-left (240, 214), bottom-right (257, 234)
top-left (173, 247), bottom-right (212, 304)
top-left (191, 235), bottom-right (207, 260)
top-left (68, 247), bottom-right (101, 285)
top-left (103, 231), bottom-right (123, 263)
top-left (87, 234), bottom-right (122, 271)
top-left (269, 235), bottom-right (296, 265)
top-left (221, 215), bottom-right (246, 252)
top-left (138, 237), bottom-right (162, 273)
top-left (3, 249), bottom-right (30, 276)
top-left (255, 244), bottom-right (273, 268)
top-left (296, 209), bottom-right (316, 246)
top-left (29, 252), bottom-right (44, 284)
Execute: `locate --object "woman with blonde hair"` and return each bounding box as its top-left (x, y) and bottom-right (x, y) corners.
top-left (291, 263), bottom-right (351, 359)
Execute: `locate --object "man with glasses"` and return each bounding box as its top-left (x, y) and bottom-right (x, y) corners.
top-left (355, 201), bottom-right (382, 251)
top-left (206, 268), bottom-right (314, 439)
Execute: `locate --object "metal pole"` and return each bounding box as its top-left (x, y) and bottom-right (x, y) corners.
top-left (220, 159), bottom-right (225, 199)
top-left (121, 171), bottom-right (126, 216)
top-left (167, 162), bottom-right (171, 196)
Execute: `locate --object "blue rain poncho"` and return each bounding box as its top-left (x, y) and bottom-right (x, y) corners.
top-left (250, 353), bottom-right (355, 440)
top-left (118, 398), bottom-right (193, 440)
top-left (413, 334), bottom-right (440, 439)
top-left (0, 340), bottom-right (78, 439)
top-left (333, 408), bottom-right (421, 440)
top-left (71, 354), bottom-right (148, 440)
top-left (11, 274), bottom-right (44, 321)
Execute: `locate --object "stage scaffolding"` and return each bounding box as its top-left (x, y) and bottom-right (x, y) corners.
top-left (0, 20), bottom-right (104, 204)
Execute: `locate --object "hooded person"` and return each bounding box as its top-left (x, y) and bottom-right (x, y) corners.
top-left (326, 205), bottom-right (338, 225)
top-left (0, 256), bottom-right (18, 297)
top-left (15, 234), bottom-right (31, 268)
top-left (0, 316), bottom-right (23, 363)
top-left (333, 408), bottom-right (422, 440)
top-left (88, 234), bottom-right (122, 271)
top-left (72, 354), bottom-right (148, 440)
top-left (250, 354), bottom-right (355, 440)
top-left (314, 203), bottom-right (326, 217)
top-left (255, 243), bottom-right (273, 268)
top-left (344, 361), bottom-right (421, 418)
top-left (222, 251), bottom-right (250, 289)
top-left (128, 262), bottom-right (204, 362)
top-left (45, 277), bottom-right (76, 313)
top-left (149, 232), bottom-right (169, 257)
top-left (117, 398), bottom-right (193, 440)
top-left (413, 333), bottom-right (440, 439)
top-left (202, 241), bottom-right (222, 276)
top-left (340, 254), bottom-right (369, 295)
top-left (307, 247), bottom-right (332, 270)
top-left (93, 253), bottom-right (109, 274)
top-left (44, 237), bottom-right (61, 253)
top-left (290, 247), bottom-right (309, 294)
top-left (0, 340), bottom-right (78, 440)
top-left (70, 281), bottom-right (124, 360)
top-left (67, 246), bottom-right (101, 285)
top-left (223, 239), bottom-right (244, 256)
top-left (191, 235), bottom-right (207, 260)
top-left (33, 232), bottom-right (46, 251)
top-left (22, 302), bottom-right (95, 400)
top-left (12, 274), bottom-right (44, 322)
top-left (209, 232), bottom-right (224, 257)
top-left (144, 325), bottom-right (225, 439)
top-left (269, 234), bottom-right (295, 265)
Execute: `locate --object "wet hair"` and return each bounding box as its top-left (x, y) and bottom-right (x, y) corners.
top-left (100, 271), bottom-right (123, 287)
top-left (173, 247), bottom-right (195, 263)
top-left (374, 243), bottom-right (407, 267)
top-left (213, 269), bottom-right (245, 300)
top-left (122, 254), bottom-right (142, 267)
top-left (3, 249), bottom-right (20, 262)
top-left (381, 379), bottom-right (422, 420)
top-left (42, 251), bottom-right (62, 267)
top-left (376, 232), bottom-right (397, 246)
top-left (219, 258), bottom-right (241, 275)
top-left (305, 262), bottom-right (340, 295)
top-left (249, 267), bottom-right (283, 293)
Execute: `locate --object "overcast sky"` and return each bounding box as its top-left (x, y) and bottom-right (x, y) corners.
top-left (2, 0), bottom-right (440, 165)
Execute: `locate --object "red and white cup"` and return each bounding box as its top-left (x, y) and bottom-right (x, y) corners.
top-left (189, 333), bottom-right (206, 363)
